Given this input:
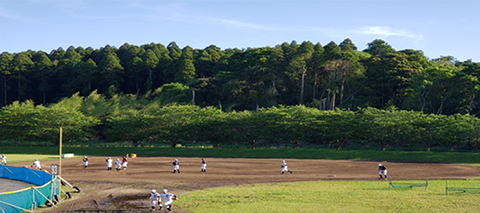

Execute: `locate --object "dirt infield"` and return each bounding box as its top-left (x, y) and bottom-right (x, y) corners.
top-left (9, 156), bottom-right (480, 212)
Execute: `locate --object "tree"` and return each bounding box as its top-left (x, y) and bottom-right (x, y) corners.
top-left (187, 107), bottom-right (231, 148)
top-left (285, 41), bottom-right (314, 105)
top-left (0, 52), bottom-right (13, 106)
top-left (152, 82), bottom-right (192, 105)
top-left (320, 110), bottom-right (357, 150)
top-left (11, 52), bottom-right (34, 102)
top-left (0, 100), bottom-right (37, 145)
top-left (358, 107), bottom-right (414, 151)
top-left (266, 106), bottom-right (319, 148)
top-left (363, 39), bottom-right (395, 56)
top-left (0, 100), bottom-right (99, 145)
top-left (174, 46), bottom-right (196, 84)
top-left (98, 52), bottom-right (124, 94)
top-left (363, 52), bottom-right (423, 109)
top-left (124, 56), bottom-right (146, 95)
top-left (153, 105), bottom-right (201, 147)
top-left (106, 112), bottom-right (158, 147)
top-left (31, 51), bottom-right (54, 105)
top-left (339, 38), bottom-right (357, 51)
top-left (405, 66), bottom-right (462, 114)
top-left (142, 49), bottom-right (159, 93)
top-left (308, 42), bottom-right (324, 102)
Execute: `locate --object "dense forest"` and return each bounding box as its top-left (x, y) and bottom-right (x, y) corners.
top-left (1, 39), bottom-right (479, 114)
top-left (2, 39), bottom-right (480, 151)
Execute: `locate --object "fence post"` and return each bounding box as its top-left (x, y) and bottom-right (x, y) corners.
top-left (446, 180), bottom-right (448, 195)
top-left (425, 178), bottom-right (428, 191)
top-left (388, 177), bottom-right (392, 190)
top-left (31, 187), bottom-right (35, 212)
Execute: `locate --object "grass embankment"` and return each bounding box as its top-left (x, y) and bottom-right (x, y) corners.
top-left (177, 180), bottom-right (480, 213)
top-left (2, 146), bottom-right (480, 164)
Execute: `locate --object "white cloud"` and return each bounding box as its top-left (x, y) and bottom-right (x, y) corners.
top-left (353, 26), bottom-right (423, 40)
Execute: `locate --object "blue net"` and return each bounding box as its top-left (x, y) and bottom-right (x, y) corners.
top-left (0, 165), bottom-right (58, 213)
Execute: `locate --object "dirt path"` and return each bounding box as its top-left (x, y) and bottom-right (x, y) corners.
top-left (9, 156), bottom-right (480, 212)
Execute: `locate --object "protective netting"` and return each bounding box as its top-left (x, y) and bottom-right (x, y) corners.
top-left (390, 183), bottom-right (427, 188)
top-left (389, 179), bottom-right (428, 190)
top-left (0, 165), bottom-right (58, 213)
top-left (447, 187), bottom-right (480, 193)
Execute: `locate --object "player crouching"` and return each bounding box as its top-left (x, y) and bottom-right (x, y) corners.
top-left (378, 164), bottom-right (387, 180)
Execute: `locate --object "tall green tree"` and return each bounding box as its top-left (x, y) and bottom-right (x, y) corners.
top-left (0, 52), bottom-right (13, 106)
top-left (363, 52), bottom-right (423, 108)
top-left (363, 39), bottom-right (396, 56)
top-left (11, 52), bottom-right (34, 102)
top-left (285, 41), bottom-right (314, 105)
top-left (174, 46), bottom-right (196, 84)
top-left (31, 51), bottom-right (54, 105)
top-left (98, 52), bottom-right (124, 95)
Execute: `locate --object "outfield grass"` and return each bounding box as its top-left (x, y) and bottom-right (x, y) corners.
top-left (1, 146), bottom-right (480, 164)
top-left (177, 179), bottom-right (480, 213)
top-left (0, 154), bottom-right (59, 164)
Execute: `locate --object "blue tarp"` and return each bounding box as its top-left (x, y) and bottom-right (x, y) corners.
top-left (0, 165), bottom-right (58, 213)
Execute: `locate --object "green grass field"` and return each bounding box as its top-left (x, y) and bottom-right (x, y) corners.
top-left (1, 154), bottom-right (60, 164)
top-left (176, 179), bottom-right (480, 213)
top-left (2, 146), bottom-right (480, 164)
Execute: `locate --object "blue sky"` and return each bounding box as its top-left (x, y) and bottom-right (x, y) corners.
top-left (1, 0), bottom-right (478, 62)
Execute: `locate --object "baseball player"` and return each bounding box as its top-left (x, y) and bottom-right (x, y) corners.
top-left (158, 189), bottom-right (177, 212)
top-left (172, 159), bottom-right (180, 173)
top-left (201, 158), bottom-right (207, 172)
top-left (83, 156), bottom-right (89, 168)
top-left (32, 159), bottom-right (42, 170)
top-left (1, 154), bottom-right (6, 165)
top-left (122, 156), bottom-right (128, 170)
top-left (281, 160), bottom-right (293, 174)
top-left (106, 157), bottom-right (113, 170)
top-left (149, 189), bottom-right (160, 211)
top-left (115, 158), bottom-right (122, 171)
top-left (378, 164), bottom-right (387, 179)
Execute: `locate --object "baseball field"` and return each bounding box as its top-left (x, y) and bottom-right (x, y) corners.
top-left (5, 155), bottom-right (480, 212)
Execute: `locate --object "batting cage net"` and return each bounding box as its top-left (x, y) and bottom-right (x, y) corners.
top-left (0, 165), bottom-right (59, 213)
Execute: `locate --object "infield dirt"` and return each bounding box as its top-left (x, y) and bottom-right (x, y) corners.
top-left (9, 156), bottom-right (480, 212)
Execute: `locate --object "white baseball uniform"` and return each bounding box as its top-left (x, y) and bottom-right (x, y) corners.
top-left (33, 160), bottom-right (41, 170)
top-left (159, 192), bottom-right (176, 207)
top-left (282, 162), bottom-right (288, 172)
top-left (107, 158), bottom-right (113, 170)
top-left (1, 155), bottom-right (6, 165)
top-left (115, 159), bottom-right (121, 170)
top-left (150, 192), bottom-right (160, 207)
top-left (201, 159), bottom-right (206, 171)
top-left (83, 157), bottom-right (88, 167)
top-left (122, 158), bottom-right (128, 169)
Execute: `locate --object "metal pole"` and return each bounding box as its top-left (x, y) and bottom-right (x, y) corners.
top-left (425, 178), bottom-right (428, 191)
top-left (59, 127), bottom-right (63, 177)
top-left (31, 187), bottom-right (34, 212)
top-left (446, 180), bottom-right (448, 195)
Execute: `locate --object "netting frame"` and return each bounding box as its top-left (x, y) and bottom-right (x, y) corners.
top-left (388, 178), bottom-right (429, 191)
top-left (445, 180), bottom-right (480, 195)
